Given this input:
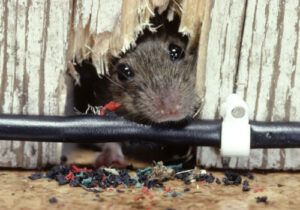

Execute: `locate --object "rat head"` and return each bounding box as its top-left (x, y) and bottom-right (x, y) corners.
top-left (109, 36), bottom-right (199, 124)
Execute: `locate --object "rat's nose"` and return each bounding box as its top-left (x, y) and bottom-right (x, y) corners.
top-left (156, 96), bottom-right (185, 122)
top-left (158, 103), bottom-right (180, 116)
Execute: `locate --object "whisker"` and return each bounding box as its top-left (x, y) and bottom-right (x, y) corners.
top-left (104, 75), bottom-right (126, 91)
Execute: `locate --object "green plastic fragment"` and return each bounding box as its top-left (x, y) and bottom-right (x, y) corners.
top-left (81, 177), bottom-right (92, 185)
top-left (137, 167), bottom-right (152, 177)
top-left (135, 182), bottom-right (143, 188)
top-left (166, 163), bottom-right (183, 171)
top-left (166, 193), bottom-right (173, 197)
top-left (76, 172), bottom-right (85, 178)
top-left (177, 192), bottom-right (183, 196)
top-left (157, 188), bottom-right (164, 193)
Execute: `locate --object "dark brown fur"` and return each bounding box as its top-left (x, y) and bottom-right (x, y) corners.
top-left (73, 29), bottom-right (200, 167)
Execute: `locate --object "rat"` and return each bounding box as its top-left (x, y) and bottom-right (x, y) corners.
top-left (72, 12), bottom-right (200, 167)
top-left (92, 31), bottom-right (200, 167)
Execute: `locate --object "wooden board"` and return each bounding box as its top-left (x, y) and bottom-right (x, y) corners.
top-left (1, 0), bottom-right (300, 170)
top-left (0, 0), bottom-right (205, 169)
top-left (0, 0), bottom-right (131, 168)
top-left (0, 0), bottom-right (72, 168)
top-left (196, 0), bottom-right (247, 168)
top-left (196, 0), bottom-right (300, 170)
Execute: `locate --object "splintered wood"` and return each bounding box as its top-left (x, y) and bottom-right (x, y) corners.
top-left (0, 0), bottom-right (300, 170)
top-left (69, 0), bottom-right (188, 75)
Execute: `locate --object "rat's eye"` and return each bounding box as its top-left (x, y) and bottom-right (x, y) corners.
top-left (117, 63), bottom-right (134, 82)
top-left (168, 43), bottom-right (185, 61)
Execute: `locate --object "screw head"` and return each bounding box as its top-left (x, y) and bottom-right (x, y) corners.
top-left (231, 106), bottom-right (245, 118)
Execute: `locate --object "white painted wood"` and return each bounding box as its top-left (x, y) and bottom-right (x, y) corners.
top-left (0, 0), bottom-right (125, 168)
top-left (285, 3), bottom-right (300, 169)
top-left (1, 0), bottom-right (299, 170)
top-left (197, 0), bottom-right (300, 170)
top-left (196, 0), bottom-right (247, 168)
top-left (236, 0), bottom-right (279, 169)
top-left (0, 0), bottom-right (71, 168)
top-left (273, 0), bottom-right (300, 170)
top-left (0, 0), bottom-right (126, 168)
top-left (236, 0), bottom-right (300, 170)
top-left (41, 0), bottom-right (72, 166)
top-left (96, 0), bottom-right (122, 33)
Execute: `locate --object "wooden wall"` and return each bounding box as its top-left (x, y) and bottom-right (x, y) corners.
top-left (0, 0), bottom-right (299, 169)
top-left (0, 0), bottom-right (73, 168)
top-left (0, 0), bottom-right (126, 168)
top-left (196, 0), bottom-right (300, 170)
top-left (0, 0), bottom-right (201, 169)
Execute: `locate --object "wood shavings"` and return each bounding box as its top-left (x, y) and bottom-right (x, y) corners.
top-left (188, 167), bottom-right (206, 181)
top-left (68, 0), bottom-right (203, 77)
top-left (148, 161), bottom-right (175, 181)
top-left (103, 168), bottom-right (120, 176)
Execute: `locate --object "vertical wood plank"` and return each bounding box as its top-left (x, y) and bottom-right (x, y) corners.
top-left (272, 0), bottom-right (300, 170)
top-left (196, 0), bottom-right (247, 168)
top-left (197, 0), bottom-right (300, 170)
top-left (41, 0), bottom-right (72, 166)
top-left (0, 0), bottom-right (30, 167)
top-left (236, 0), bottom-right (281, 169)
top-left (236, 0), bottom-right (300, 170)
top-left (0, 0), bottom-right (71, 168)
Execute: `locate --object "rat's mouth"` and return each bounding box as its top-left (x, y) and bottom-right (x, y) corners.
top-left (155, 112), bottom-right (187, 123)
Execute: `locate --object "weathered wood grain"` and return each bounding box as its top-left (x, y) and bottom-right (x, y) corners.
top-left (0, 0), bottom-right (72, 168)
top-left (1, 0), bottom-right (299, 170)
top-left (235, 0), bottom-right (300, 170)
top-left (196, 0), bottom-right (247, 168)
top-left (197, 0), bottom-right (300, 170)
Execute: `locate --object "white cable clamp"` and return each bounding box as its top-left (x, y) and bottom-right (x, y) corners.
top-left (220, 94), bottom-right (250, 157)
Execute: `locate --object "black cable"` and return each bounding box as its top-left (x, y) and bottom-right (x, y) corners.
top-left (250, 121), bottom-right (300, 148)
top-left (0, 114), bottom-right (300, 148)
top-left (0, 115), bottom-right (220, 146)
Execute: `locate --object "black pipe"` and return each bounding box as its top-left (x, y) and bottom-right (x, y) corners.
top-left (0, 115), bottom-right (221, 146)
top-left (250, 121), bottom-right (300, 148)
top-left (0, 114), bottom-right (300, 148)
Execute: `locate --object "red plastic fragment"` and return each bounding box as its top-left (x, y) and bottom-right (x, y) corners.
top-left (71, 165), bottom-right (92, 173)
top-left (253, 187), bottom-right (264, 193)
top-left (100, 101), bottom-right (121, 116)
top-left (102, 176), bottom-right (107, 181)
top-left (135, 195), bottom-right (143, 201)
top-left (141, 186), bottom-right (149, 195)
top-left (146, 205), bottom-right (151, 210)
top-left (65, 171), bottom-right (75, 180)
top-left (164, 187), bottom-right (171, 192)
